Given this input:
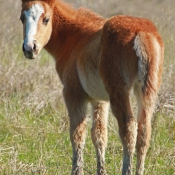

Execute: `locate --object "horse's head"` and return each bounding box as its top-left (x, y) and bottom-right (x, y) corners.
top-left (20, 0), bottom-right (54, 59)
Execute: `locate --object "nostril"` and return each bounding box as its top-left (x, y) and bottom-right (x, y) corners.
top-left (33, 43), bottom-right (37, 52)
top-left (23, 42), bottom-right (33, 52)
top-left (23, 41), bottom-right (38, 53)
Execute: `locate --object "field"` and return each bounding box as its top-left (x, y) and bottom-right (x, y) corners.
top-left (0, 0), bottom-right (175, 174)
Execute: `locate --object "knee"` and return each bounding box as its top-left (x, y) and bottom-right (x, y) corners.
top-left (119, 117), bottom-right (137, 137)
top-left (91, 125), bottom-right (108, 147)
top-left (119, 118), bottom-right (137, 153)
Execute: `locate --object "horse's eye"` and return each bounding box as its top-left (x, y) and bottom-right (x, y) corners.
top-left (43, 17), bottom-right (50, 25)
top-left (20, 15), bottom-right (24, 23)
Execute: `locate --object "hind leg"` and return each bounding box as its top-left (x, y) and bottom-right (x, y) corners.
top-left (64, 88), bottom-right (88, 175)
top-left (134, 85), bottom-right (157, 175)
top-left (91, 101), bottom-right (109, 175)
top-left (110, 89), bottom-right (137, 175)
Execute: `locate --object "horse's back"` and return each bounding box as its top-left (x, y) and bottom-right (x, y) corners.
top-left (99, 15), bottom-right (163, 94)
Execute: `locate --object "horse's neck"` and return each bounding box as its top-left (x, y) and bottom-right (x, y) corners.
top-left (44, 1), bottom-right (105, 59)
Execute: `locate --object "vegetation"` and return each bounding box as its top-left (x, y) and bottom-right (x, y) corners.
top-left (0, 0), bottom-right (175, 174)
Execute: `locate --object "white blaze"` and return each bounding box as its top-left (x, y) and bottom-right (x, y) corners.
top-left (24, 4), bottom-right (44, 51)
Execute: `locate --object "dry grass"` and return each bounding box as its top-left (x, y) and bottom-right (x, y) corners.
top-left (0, 0), bottom-right (175, 174)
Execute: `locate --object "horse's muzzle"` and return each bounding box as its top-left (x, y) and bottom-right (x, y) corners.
top-left (22, 42), bottom-right (38, 59)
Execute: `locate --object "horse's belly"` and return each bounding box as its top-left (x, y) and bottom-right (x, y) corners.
top-left (79, 71), bottom-right (109, 101)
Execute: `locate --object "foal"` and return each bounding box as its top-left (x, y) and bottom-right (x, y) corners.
top-left (20, 0), bottom-right (164, 174)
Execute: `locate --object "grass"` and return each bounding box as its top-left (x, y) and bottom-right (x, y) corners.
top-left (0, 0), bottom-right (175, 174)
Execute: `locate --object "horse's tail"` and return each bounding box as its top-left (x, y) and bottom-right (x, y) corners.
top-left (134, 32), bottom-right (164, 101)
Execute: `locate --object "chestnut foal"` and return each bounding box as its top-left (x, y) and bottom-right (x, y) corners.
top-left (20, 0), bottom-right (164, 174)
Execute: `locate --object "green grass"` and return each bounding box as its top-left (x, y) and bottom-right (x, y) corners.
top-left (0, 0), bottom-right (175, 174)
top-left (1, 106), bottom-right (175, 174)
